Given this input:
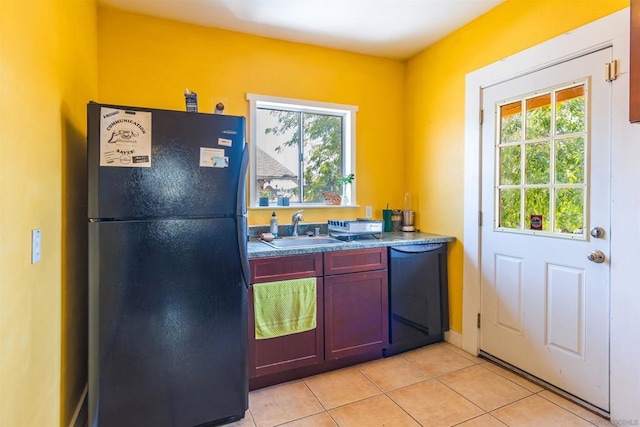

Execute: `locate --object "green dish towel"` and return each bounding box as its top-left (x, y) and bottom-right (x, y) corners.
top-left (253, 277), bottom-right (317, 340)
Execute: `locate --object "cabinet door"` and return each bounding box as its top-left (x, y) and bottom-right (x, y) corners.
top-left (248, 279), bottom-right (324, 377)
top-left (324, 270), bottom-right (389, 360)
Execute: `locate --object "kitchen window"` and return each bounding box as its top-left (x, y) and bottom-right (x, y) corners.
top-left (247, 94), bottom-right (357, 208)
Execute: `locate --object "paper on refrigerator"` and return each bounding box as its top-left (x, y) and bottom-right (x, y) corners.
top-left (100, 107), bottom-right (152, 167)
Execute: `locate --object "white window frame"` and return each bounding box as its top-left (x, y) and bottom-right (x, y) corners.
top-left (246, 93), bottom-right (357, 209)
top-left (493, 79), bottom-right (589, 240)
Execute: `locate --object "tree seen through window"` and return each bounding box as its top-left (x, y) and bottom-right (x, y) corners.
top-left (497, 82), bottom-right (587, 236)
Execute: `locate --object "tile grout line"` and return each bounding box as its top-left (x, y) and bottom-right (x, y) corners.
top-left (382, 381), bottom-right (440, 427)
top-left (376, 347), bottom-right (494, 425)
top-left (297, 370), bottom-right (392, 425)
top-left (480, 359), bottom-right (610, 425)
top-left (299, 378), bottom-right (334, 418)
top-left (426, 358), bottom-right (541, 420)
top-left (431, 376), bottom-right (492, 419)
top-left (534, 390), bottom-right (610, 426)
top-left (450, 413), bottom-right (509, 427)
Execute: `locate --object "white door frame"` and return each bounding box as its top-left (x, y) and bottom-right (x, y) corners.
top-left (463, 8), bottom-right (640, 422)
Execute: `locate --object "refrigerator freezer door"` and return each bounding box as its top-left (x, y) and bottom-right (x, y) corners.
top-left (88, 218), bottom-right (248, 427)
top-left (88, 103), bottom-right (246, 220)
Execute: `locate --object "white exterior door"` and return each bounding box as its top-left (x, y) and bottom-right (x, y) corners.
top-left (480, 48), bottom-right (611, 411)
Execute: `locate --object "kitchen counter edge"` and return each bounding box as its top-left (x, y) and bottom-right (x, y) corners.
top-left (248, 232), bottom-right (455, 259)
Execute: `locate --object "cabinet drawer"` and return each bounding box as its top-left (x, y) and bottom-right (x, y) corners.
top-left (324, 247), bottom-right (387, 275)
top-left (250, 253), bottom-right (323, 283)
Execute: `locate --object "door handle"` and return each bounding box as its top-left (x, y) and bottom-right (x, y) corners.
top-left (587, 250), bottom-right (606, 263)
top-left (590, 227), bottom-right (605, 239)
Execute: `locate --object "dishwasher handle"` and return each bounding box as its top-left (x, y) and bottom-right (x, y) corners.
top-left (390, 243), bottom-right (444, 254)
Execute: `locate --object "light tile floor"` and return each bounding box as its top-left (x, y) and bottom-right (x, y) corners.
top-left (230, 342), bottom-right (614, 427)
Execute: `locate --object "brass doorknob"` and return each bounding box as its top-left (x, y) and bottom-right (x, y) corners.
top-left (587, 250), bottom-right (606, 263)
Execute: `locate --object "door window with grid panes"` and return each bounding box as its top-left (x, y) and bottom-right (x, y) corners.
top-left (495, 80), bottom-right (588, 239)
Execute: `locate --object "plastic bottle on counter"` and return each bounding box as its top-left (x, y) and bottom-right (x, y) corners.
top-left (270, 211), bottom-right (279, 238)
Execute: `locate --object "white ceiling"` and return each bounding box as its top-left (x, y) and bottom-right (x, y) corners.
top-left (97, 0), bottom-right (505, 60)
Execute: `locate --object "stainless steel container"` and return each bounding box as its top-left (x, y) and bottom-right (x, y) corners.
top-left (402, 210), bottom-right (415, 232)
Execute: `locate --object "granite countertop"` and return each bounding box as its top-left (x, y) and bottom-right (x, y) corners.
top-left (248, 231), bottom-right (455, 258)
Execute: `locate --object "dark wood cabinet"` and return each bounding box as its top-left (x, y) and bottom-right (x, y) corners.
top-left (248, 247), bottom-right (389, 388)
top-left (324, 269), bottom-right (389, 360)
top-left (631, 0), bottom-right (640, 122)
top-left (324, 248), bottom-right (389, 361)
top-left (248, 278), bottom-right (324, 378)
top-left (248, 254), bottom-right (324, 378)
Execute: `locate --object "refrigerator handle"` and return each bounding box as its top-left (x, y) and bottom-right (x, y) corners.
top-left (237, 144), bottom-right (249, 216)
top-left (238, 215), bottom-right (250, 289)
top-left (237, 144), bottom-right (250, 288)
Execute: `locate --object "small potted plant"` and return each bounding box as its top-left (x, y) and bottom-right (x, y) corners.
top-left (323, 192), bottom-right (342, 205)
top-left (259, 190), bottom-right (270, 207)
top-left (277, 196), bottom-right (290, 206)
top-left (337, 173), bottom-right (355, 206)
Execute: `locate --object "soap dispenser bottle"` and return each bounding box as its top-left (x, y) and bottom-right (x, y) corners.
top-left (270, 212), bottom-right (279, 238)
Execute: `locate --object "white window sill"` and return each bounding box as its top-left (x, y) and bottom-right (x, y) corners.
top-left (249, 204), bottom-right (360, 210)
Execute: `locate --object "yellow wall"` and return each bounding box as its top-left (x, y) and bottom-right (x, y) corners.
top-left (96, 6), bottom-right (407, 225)
top-left (0, 0), bottom-right (97, 426)
top-left (405, 0), bottom-right (628, 332)
top-left (0, 1), bottom-right (631, 425)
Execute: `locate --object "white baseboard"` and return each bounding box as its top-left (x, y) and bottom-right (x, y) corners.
top-left (444, 329), bottom-right (462, 348)
top-left (69, 384), bottom-right (88, 427)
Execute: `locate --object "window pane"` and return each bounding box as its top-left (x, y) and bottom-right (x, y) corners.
top-left (500, 102), bottom-right (522, 143)
top-left (555, 188), bottom-right (584, 234)
top-left (525, 188), bottom-right (550, 231)
top-left (251, 95), bottom-right (355, 207)
top-left (556, 85), bottom-right (585, 135)
top-left (499, 189), bottom-right (521, 229)
top-left (256, 109), bottom-right (300, 203)
top-left (525, 142), bottom-right (550, 185)
top-left (493, 80), bottom-right (588, 239)
top-left (555, 137), bottom-right (584, 184)
top-left (301, 113), bottom-right (343, 203)
top-left (500, 146), bottom-right (521, 185)
top-left (525, 94), bottom-right (551, 140)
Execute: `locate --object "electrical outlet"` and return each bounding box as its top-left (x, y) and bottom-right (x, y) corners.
top-left (365, 206), bottom-right (373, 218)
top-left (31, 229), bottom-right (41, 264)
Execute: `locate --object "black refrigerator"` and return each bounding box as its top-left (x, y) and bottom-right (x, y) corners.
top-left (87, 102), bottom-right (249, 427)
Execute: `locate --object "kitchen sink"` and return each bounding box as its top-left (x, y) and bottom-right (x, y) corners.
top-left (261, 236), bottom-right (345, 249)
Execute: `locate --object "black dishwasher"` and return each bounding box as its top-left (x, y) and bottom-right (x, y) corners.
top-left (383, 243), bottom-right (449, 357)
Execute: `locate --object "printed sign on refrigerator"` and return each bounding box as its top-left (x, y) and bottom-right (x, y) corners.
top-left (200, 147), bottom-right (228, 168)
top-left (100, 107), bottom-right (152, 167)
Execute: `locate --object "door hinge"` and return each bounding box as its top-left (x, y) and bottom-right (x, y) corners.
top-left (477, 313), bottom-right (481, 329)
top-left (605, 60), bottom-right (619, 82)
top-left (478, 211), bottom-right (483, 227)
top-left (479, 109), bottom-right (484, 125)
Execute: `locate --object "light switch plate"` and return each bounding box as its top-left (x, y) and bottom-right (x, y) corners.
top-left (32, 229), bottom-right (41, 264)
top-left (365, 206), bottom-right (373, 218)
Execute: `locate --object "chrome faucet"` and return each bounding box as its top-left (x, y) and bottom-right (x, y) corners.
top-left (291, 210), bottom-right (304, 237)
